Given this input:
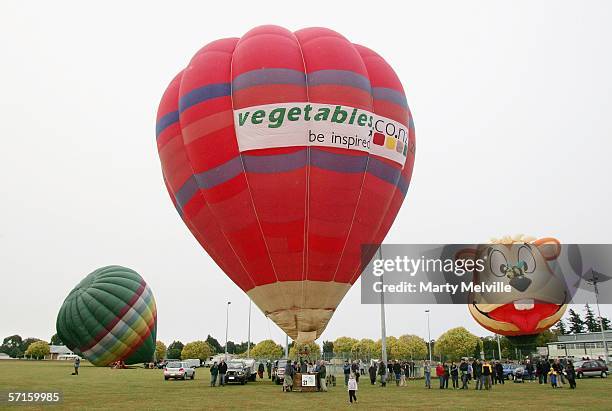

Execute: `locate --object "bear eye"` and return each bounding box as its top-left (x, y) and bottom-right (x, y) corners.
top-left (489, 250), bottom-right (507, 278)
top-left (518, 245), bottom-right (536, 273)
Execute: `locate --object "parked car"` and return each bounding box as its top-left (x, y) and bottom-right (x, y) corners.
top-left (163, 361), bottom-right (196, 380)
top-left (225, 360), bottom-right (249, 384)
top-left (502, 363), bottom-right (518, 380)
top-left (272, 359), bottom-right (290, 385)
top-left (575, 360), bottom-right (608, 378)
top-left (183, 359), bottom-right (201, 368)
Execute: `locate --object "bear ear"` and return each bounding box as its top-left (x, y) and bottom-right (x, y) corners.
top-left (455, 248), bottom-right (478, 262)
top-left (532, 237), bottom-right (561, 261)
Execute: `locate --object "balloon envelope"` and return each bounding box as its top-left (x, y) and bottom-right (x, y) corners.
top-left (56, 266), bottom-right (157, 366)
top-left (156, 25), bottom-right (415, 341)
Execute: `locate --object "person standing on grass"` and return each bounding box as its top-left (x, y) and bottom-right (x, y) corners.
top-left (436, 363), bottom-right (445, 389)
top-left (393, 360), bottom-right (402, 386)
top-left (210, 362), bottom-right (219, 387)
top-left (267, 360), bottom-right (272, 379)
top-left (473, 359), bottom-right (482, 390)
top-left (258, 362), bottom-right (265, 379)
top-left (460, 359), bottom-right (469, 389)
top-left (482, 360), bottom-right (492, 390)
top-left (542, 359), bottom-right (550, 384)
top-left (565, 361), bottom-right (576, 389)
top-left (402, 361), bottom-right (409, 387)
top-left (369, 362), bottom-right (377, 385)
top-left (72, 356), bottom-right (80, 375)
top-left (218, 360), bottom-right (227, 386)
top-left (351, 360), bottom-right (360, 383)
top-left (548, 362), bottom-right (557, 388)
top-left (378, 360), bottom-right (387, 387)
top-left (348, 373), bottom-right (358, 404)
top-left (424, 361), bottom-right (431, 389)
top-left (318, 360), bottom-right (327, 392)
top-left (283, 361), bottom-right (294, 392)
top-left (343, 360), bottom-right (351, 386)
top-left (443, 362), bottom-right (450, 389)
top-left (450, 361), bottom-right (459, 389)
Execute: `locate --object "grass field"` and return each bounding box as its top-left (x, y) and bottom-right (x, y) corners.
top-left (1, 360), bottom-right (611, 410)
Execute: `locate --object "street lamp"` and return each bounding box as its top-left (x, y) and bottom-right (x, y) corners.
top-left (225, 301), bottom-right (231, 360)
top-left (587, 271), bottom-right (610, 363)
top-left (246, 299), bottom-right (251, 359)
top-left (425, 309), bottom-right (432, 362)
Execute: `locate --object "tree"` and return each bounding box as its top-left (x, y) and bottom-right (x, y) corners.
top-left (601, 316), bottom-right (611, 331)
top-left (205, 335), bottom-right (222, 354)
top-left (351, 339), bottom-right (376, 360)
top-left (233, 341), bottom-right (253, 354)
top-left (181, 341), bottom-right (214, 361)
top-left (322, 340), bottom-right (334, 354)
top-left (289, 342), bottom-right (321, 360)
top-left (20, 338), bottom-right (41, 354)
top-left (225, 341), bottom-right (236, 354)
top-left (584, 304), bottom-right (599, 332)
top-left (251, 340), bottom-right (283, 359)
top-left (167, 341), bottom-right (184, 359)
top-left (553, 319), bottom-right (568, 335)
top-left (1, 335), bottom-right (24, 358)
top-left (155, 341), bottom-right (167, 361)
top-left (50, 334), bottom-right (63, 346)
top-left (25, 341), bottom-right (50, 359)
top-left (481, 336), bottom-right (498, 359)
top-left (398, 335), bottom-right (428, 360)
top-left (535, 330), bottom-right (557, 347)
top-left (568, 308), bottom-right (585, 334)
top-left (333, 337), bottom-right (358, 358)
top-left (434, 327), bottom-right (479, 361)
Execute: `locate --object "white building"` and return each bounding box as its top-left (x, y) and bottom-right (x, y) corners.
top-left (546, 331), bottom-right (611, 362)
top-left (47, 345), bottom-right (74, 360)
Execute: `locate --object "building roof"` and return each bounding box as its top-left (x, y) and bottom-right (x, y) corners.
top-left (49, 345), bottom-right (73, 355)
top-left (557, 331), bottom-right (612, 343)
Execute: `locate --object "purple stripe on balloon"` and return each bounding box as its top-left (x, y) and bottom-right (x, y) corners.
top-left (308, 69), bottom-right (371, 92)
top-left (175, 149), bottom-right (409, 209)
top-left (233, 68), bottom-right (306, 91)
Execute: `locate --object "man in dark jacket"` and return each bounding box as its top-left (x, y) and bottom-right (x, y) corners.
top-left (473, 359), bottom-right (482, 390)
top-left (392, 361), bottom-right (402, 386)
top-left (443, 363), bottom-right (450, 388)
top-left (218, 360), bottom-right (228, 386)
top-left (210, 362), bottom-right (219, 387)
top-left (494, 361), bottom-right (504, 384)
top-left (368, 363), bottom-right (377, 385)
top-left (542, 360), bottom-right (550, 384)
top-left (378, 360), bottom-right (387, 387)
top-left (343, 360), bottom-right (351, 386)
top-left (459, 359), bottom-right (469, 389)
top-left (351, 361), bottom-right (360, 382)
top-left (565, 360), bottom-right (576, 389)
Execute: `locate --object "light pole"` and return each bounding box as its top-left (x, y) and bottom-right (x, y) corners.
top-left (587, 271), bottom-right (609, 363)
top-left (225, 301), bottom-right (231, 361)
top-left (496, 334), bottom-right (502, 361)
top-left (247, 299), bottom-right (252, 359)
top-left (378, 247), bottom-right (388, 374)
top-left (425, 309), bottom-right (432, 362)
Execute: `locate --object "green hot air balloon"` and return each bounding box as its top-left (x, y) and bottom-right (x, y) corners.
top-left (56, 266), bottom-right (157, 366)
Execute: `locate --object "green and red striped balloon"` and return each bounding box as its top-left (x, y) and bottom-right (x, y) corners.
top-left (56, 266), bottom-right (157, 366)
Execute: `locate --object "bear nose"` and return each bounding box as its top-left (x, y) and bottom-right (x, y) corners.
top-left (509, 276), bottom-right (532, 292)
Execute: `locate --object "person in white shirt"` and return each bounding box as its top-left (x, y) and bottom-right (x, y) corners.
top-left (348, 373), bottom-right (358, 403)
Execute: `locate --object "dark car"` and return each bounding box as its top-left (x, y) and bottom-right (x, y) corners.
top-left (225, 360), bottom-right (249, 385)
top-left (575, 360), bottom-right (608, 378)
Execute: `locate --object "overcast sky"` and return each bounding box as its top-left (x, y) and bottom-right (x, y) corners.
top-left (1, 1), bottom-right (611, 347)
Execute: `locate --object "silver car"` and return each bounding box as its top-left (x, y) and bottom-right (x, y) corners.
top-left (164, 361), bottom-right (196, 380)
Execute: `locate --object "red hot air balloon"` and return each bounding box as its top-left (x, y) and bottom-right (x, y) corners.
top-left (156, 26), bottom-right (415, 342)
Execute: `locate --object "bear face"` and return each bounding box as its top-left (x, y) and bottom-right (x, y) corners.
top-left (459, 237), bottom-right (568, 336)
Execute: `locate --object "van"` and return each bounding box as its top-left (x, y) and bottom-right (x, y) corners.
top-left (182, 359), bottom-right (201, 368)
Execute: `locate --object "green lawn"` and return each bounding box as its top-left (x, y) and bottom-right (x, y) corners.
top-left (1, 360), bottom-right (610, 410)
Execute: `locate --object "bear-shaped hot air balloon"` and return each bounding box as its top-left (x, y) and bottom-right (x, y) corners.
top-left (457, 235), bottom-right (567, 347)
top-left (156, 25), bottom-right (415, 342)
top-left (56, 266), bottom-right (157, 366)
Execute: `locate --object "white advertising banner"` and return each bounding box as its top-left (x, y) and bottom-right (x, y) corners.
top-left (233, 102), bottom-right (409, 168)
top-left (301, 374), bottom-right (316, 387)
